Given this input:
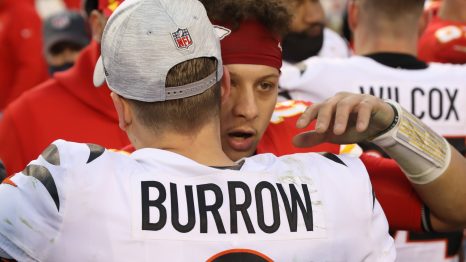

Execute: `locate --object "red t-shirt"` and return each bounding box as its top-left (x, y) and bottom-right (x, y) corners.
top-left (418, 16), bottom-right (466, 64)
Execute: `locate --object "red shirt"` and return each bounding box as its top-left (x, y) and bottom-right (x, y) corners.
top-left (418, 16), bottom-right (466, 64)
top-left (0, 0), bottom-right (48, 111)
top-left (0, 41), bottom-right (130, 176)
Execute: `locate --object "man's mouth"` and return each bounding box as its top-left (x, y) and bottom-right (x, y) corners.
top-left (226, 131), bottom-right (255, 151)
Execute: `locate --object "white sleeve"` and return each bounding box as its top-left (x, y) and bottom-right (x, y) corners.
top-left (0, 140), bottom-right (81, 261)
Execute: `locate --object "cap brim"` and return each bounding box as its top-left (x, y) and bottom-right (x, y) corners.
top-left (93, 56), bottom-right (106, 87)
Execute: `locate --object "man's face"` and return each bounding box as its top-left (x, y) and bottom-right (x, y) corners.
top-left (287, 0), bottom-right (325, 36)
top-left (221, 64), bottom-right (279, 161)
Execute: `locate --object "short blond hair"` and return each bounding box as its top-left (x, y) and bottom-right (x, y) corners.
top-left (127, 57), bottom-right (221, 135)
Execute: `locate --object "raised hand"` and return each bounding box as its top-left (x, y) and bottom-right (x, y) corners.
top-left (293, 92), bottom-right (395, 148)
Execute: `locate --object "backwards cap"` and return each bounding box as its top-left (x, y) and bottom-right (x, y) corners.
top-left (93, 0), bottom-right (223, 102)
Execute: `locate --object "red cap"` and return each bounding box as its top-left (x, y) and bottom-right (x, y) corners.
top-left (214, 20), bottom-right (282, 70)
top-left (99, 0), bottom-right (123, 17)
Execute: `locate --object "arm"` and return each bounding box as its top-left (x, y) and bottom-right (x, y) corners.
top-left (293, 92), bottom-right (466, 228)
top-left (0, 142), bottom-right (66, 261)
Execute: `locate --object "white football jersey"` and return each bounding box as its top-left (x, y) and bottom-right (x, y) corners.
top-left (317, 28), bottom-right (351, 59)
top-left (279, 56), bottom-right (466, 137)
top-left (280, 28), bottom-right (350, 90)
top-left (0, 140), bottom-right (395, 262)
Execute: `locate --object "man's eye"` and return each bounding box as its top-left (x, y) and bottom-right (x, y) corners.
top-left (259, 82), bottom-right (275, 91)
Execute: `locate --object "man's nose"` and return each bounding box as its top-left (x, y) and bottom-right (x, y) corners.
top-left (233, 88), bottom-right (259, 120)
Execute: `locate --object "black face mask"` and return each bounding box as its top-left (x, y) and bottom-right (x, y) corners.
top-left (48, 62), bottom-right (74, 76)
top-left (282, 27), bottom-right (325, 63)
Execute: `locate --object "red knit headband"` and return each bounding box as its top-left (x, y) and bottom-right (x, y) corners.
top-left (214, 20), bottom-right (282, 70)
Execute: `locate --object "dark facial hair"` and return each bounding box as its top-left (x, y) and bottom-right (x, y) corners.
top-left (282, 24), bottom-right (325, 63)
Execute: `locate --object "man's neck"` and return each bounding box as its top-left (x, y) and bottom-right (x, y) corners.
top-left (353, 28), bottom-right (418, 56)
top-left (133, 122), bottom-right (235, 167)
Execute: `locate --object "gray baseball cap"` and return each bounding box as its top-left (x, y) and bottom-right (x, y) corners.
top-left (93, 0), bottom-right (223, 102)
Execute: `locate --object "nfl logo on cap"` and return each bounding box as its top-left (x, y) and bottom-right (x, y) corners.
top-left (172, 28), bottom-right (193, 49)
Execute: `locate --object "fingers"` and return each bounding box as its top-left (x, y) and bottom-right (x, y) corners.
top-left (355, 99), bottom-right (374, 132)
top-left (296, 103), bottom-right (320, 129)
top-left (296, 95), bottom-right (341, 132)
top-left (296, 92), bottom-right (379, 135)
top-left (292, 131), bottom-right (327, 148)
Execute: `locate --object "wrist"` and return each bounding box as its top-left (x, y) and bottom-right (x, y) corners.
top-left (370, 100), bottom-right (451, 184)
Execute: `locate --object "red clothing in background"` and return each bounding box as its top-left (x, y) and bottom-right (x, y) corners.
top-left (418, 16), bottom-right (466, 64)
top-left (63, 0), bottom-right (83, 10)
top-left (0, 41), bottom-right (130, 176)
top-left (0, 0), bottom-right (48, 111)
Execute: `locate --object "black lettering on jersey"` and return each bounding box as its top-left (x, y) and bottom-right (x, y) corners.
top-left (276, 184), bottom-right (313, 232)
top-left (41, 144), bottom-right (60, 166)
top-left (86, 144), bottom-right (105, 164)
top-left (255, 182), bottom-right (280, 233)
top-left (141, 181), bottom-right (167, 231)
top-left (228, 181), bottom-right (255, 234)
top-left (445, 89), bottom-right (459, 121)
top-left (412, 87), bottom-right (459, 121)
top-left (359, 86), bottom-right (399, 102)
top-left (361, 86), bottom-right (460, 122)
top-left (411, 87), bottom-right (425, 119)
top-left (429, 88), bottom-right (443, 120)
top-left (22, 164), bottom-right (59, 211)
top-left (197, 184), bottom-right (226, 234)
top-left (141, 181), bottom-right (315, 235)
top-left (322, 153), bottom-right (347, 167)
top-left (170, 183), bottom-right (195, 233)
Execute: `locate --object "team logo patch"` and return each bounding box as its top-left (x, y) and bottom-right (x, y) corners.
top-left (171, 28), bottom-right (193, 49)
top-left (51, 15), bottom-right (70, 29)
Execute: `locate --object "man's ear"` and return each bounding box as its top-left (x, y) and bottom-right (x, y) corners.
top-left (89, 10), bottom-right (107, 43)
top-left (110, 92), bottom-right (133, 131)
top-left (220, 65), bottom-right (231, 105)
top-left (348, 0), bottom-right (359, 32)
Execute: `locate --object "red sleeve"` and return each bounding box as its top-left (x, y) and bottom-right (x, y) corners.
top-left (5, 4), bottom-right (47, 106)
top-left (257, 101), bottom-right (340, 155)
top-left (360, 153), bottom-right (423, 231)
top-left (0, 106), bottom-right (27, 177)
